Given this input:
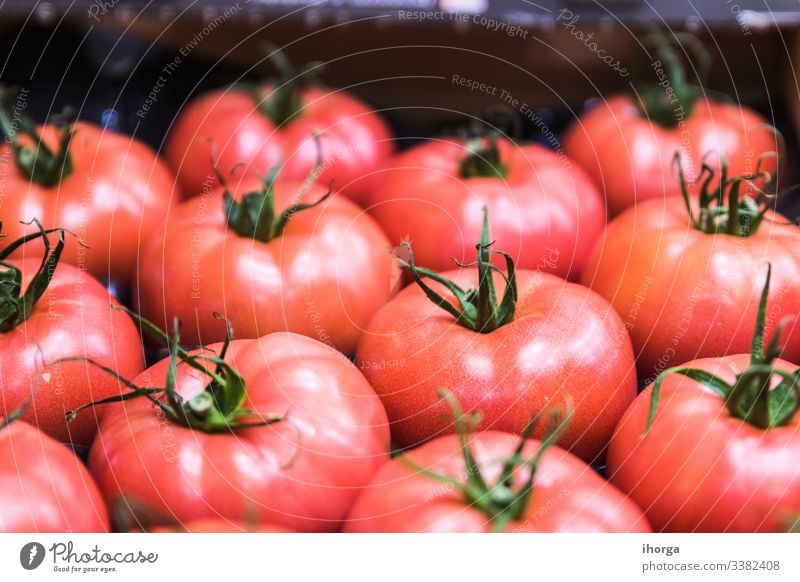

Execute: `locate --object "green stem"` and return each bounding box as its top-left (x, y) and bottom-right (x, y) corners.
top-left (401, 388), bottom-right (571, 531)
top-left (673, 152), bottom-right (779, 238)
top-left (0, 87), bottom-right (74, 187)
top-left (0, 220), bottom-right (85, 332)
top-left (393, 207), bottom-right (517, 334)
top-left (459, 137), bottom-right (507, 179)
top-left (646, 264), bottom-right (800, 431)
top-left (65, 309), bottom-right (283, 434)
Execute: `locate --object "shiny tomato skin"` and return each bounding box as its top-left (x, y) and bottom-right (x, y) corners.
top-left (564, 96), bottom-right (778, 216)
top-left (344, 431), bottom-right (650, 532)
top-left (0, 122), bottom-right (179, 284)
top-left (580, 199), bottom-right (800, 380)
top-left (0, 259), bottom-right (144, 447)
top-left (608, 355), bottom-right (800, 532)
top-left (361, 139), bottom-right (605, 281)
top-left (88, 333), bottom-right (390, 532)
top-left (355, 269), bottom-right (637, 462)
top-left (165, 86), bottom-right (393, 202)
top-left (0, 420), bottom-right (109, 532)
top-left (135, 180), bottom-right (399, 353)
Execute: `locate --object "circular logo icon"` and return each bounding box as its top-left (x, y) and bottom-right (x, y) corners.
top-left (19, 542), bottom-right (46, 570)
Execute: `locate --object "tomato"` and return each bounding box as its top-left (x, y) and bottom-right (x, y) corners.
top-left (608, 274), bottom-right (800, 532)
top-left (356, 209), bottom-right (636, 462)
top-left (135, 173), bottom-right (398, 353)
top-left (345, 393), bottom-right (649, 532)
top-left (581, 165), bottom-right (800, 381)
top-left (563, 38), bottom-right (779, 217)
top-left (0, 227), bottom-right (144, 447)
top-left (165, 78), bottom-right (392, 202)
top-left (0, 415), bottom-right (108, 532)
top-left (84, 328), bottom-right (390, 532)
top-left (361, 138), bottom-right (604, 281)
top-left (0, 103), bottom-right (178, 284)
top-left (564, 96), bottom-right (777, 216)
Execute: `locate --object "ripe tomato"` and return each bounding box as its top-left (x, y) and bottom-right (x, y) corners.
top-left (581, 164), bottom-right (800, 381)
top-left (361, 137), bottom-right (605, 281)
top-left (356, 209), bottom-right (636, 462)
top-left (564, 95), bottom-right (777, 216)
top-left (150, 520), bottom-right (292, 533)
top-left (84, 328), bottom-right (390, 532)
top-left (0, 414), bottom-right (108, 532)
top-left (165, 79), bottom-right (392, 202)
top-left (608, 274), bottom-right (800, 532)
top-left (0, 102), bottom-right (178, 284)
top-left (0, 227), bottom-right (144, 447)
top-left (345, 393), bottom-right (650, 532)
top-left (135, 173), bottom-right (398, 353)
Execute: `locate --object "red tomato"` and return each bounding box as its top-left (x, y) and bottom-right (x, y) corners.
top-left (0, 417), bottom-right (108, 532)
top-left (345, 429), bottom-right (650, 532)
top-left (564, 95), bottom-right (778, 217)
top-left (0, 118), bottom-right (178, 284)
top-left (356, 211), bottom-right (636, 462)
top-left (86, 332), bottom-right (390, 532)
top-left (135, 176), bottom-right (399, 353)
top-left (166, 84), bottom-right (392, 202)
top-left (608, 354), bottom-right (800, 532)
top-left (362, 138), bottom-right (605, 280)
top-left (0, 230), bottom-right (144, 447)
top-left (581, 169), bottom-right (800, 381)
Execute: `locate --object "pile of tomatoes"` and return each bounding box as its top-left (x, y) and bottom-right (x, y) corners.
top-left (0, 48), bottom-right (798, 534)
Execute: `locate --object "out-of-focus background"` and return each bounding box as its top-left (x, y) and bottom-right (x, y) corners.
top-left (2, 1), bottom-right (800, 194)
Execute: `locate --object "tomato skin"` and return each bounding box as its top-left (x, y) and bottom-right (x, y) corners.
top-left (355, 269), bottom-right (636, 462)
top-left (580, 200), bottom-right (800, 380)
top-left (0, 122), bottom-right (178, 284)
top-left (564, 96), bottom-right (778, 216)
top-left (344, 431), bottom-right (650, 532)
top-left (361, 139), bottom-right (604, 281)
top-left (88, 333), bottom-right (390, 532)
top-left (149, 519), bottom-right (293, 533)
top-left (165, 86), bottom-right (393, 202)
top-left (0, 260), bottom-right (144, 447)
top-left (0, 421), bottom-right (108, 532)
top-left (608, 354), bottom-right (800, 532)
top-left (135, 180), bottom-right (399, 353)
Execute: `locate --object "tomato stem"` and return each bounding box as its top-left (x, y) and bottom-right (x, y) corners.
top-left (64, 309), bottom-right (283, 433)
top-left (400, 389), bottom-right (571, 531)
top-left (459, 137), bottom-right (507, 179)
top-left (0, 403), bottom-right (28, 431)
top-left (647, 264), bottom-right (800, 431)
top-left (394, 207), bottom-right (517, 333)
top-left (0, 220), bottom-right (85, 332)
top-left (674, 152), bottom-right (780, 238)
top-left (632, 32), bottom-right (709, 129)
top-left (0, 86), bottom-right (75, 187)
top-left (246, 46), bottom-right (322, 127)
top-left (217, 144), bottom-right (331, 243)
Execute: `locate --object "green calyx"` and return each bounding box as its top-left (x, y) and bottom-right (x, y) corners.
top-left (394, 207), bottom-right (517, 334)
top-left (218, 159), bottom-right (331, 243)
top-left (0, 219), bottom-right (84, 332)
top-left (633, 32), bottom-right (710, 128)
top-left (459, 137), bottom-right (507, 179)
top-left (674, 151), bottom-right (779, 238)
top-left (66, 310), bottom-right (282, 434)
top-left (247, 46), bottom-right (322, 127)
top-left (0, 86), bottom-right (75, 187)
top-left (648, 264), bottom-right (800, 431)
top-left (403, 389), bottom-right (570, 532)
